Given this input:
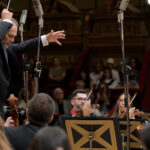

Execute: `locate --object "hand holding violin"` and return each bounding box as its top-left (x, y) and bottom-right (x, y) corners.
top-left (129, 107), bottom-right (144, 119)
top-left (119, 107), bottom-right (144, 119)
top-left (129, 107), bottom-right (136, 119)
top-left (82, 99), bottom-right (93, 117)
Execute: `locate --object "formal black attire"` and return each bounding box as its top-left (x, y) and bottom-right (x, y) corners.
top-left (5, 123), bottom-right (42, 150)
top-left (0, 20), bottom-right (42, 109)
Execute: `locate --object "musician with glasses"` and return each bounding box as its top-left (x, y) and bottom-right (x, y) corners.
top-left (55, 89), bottom-right (101, 126)
top-left (70, 89), bottom-right (94, 117)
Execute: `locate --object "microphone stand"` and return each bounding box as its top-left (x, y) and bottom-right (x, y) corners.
top-left (118, 10), bottom-right (131, 150)
top-left (19, 24), bottom-right (30, 107)
top-left (34, 16), bottom-right (43, 94)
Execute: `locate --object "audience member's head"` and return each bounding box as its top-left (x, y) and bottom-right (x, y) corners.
top-left (53, 88), bottom-right (64, 102)
top-left (106, 57), bottom-right (115, 69)
top-left (29, 126), bottom-right (71, 150)
top-left (0, 117), bottom-right (13, 150)
top-left (29, 56), bottom-right (36, 67)
top-left (79, 69), bottom-right (88, 80)
top-left (52, 57), bottom-right (61, 67)
top-left (95, 62), bottom-right (103, 73)
top-left (27, 93), bottom-right (55, 126)
top-left (97, 82), bottom-right (110, 97)
top-left (128, 57), bottom-right (141, 70)
top-left (102, 67), bottom-right (113, 80)
top-left (75, 80), bottom-right (85, 89)
top-left (140, 125), bottom-right (150, 150)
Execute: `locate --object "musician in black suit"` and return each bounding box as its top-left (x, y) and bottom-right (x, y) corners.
top-left (0, 9), bottom-right (65, 109)
top-left (5, 93), bottom-right (55, 150)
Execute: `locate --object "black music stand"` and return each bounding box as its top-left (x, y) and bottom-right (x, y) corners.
top-left (143, 111), bottom-right (150, 121)
top-left (119, 119), bottom-right (145, 149)
top-left (61, 117), bottom-right (123, 150)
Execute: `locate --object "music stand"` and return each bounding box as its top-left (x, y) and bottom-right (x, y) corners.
top-left (61, 117), bottom-right (123, 150)
top-left (143, 111), bottom-right (150, 121)
top-left (119, 119), bottom-right (145, 149)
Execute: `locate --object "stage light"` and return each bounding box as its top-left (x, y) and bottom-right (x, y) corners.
top-left (147, 0), bottom-right (150, 5)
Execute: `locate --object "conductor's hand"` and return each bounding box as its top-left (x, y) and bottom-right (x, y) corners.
top-left (46, 30), bottom-right (65, 46)
top-left (1, 9), bottom-right (13, 21)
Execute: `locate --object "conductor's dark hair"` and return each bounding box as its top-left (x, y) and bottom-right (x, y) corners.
top-left (28, 93), bottom-right (55, 126)
top-left (29, 126), bottom-right (71, 150)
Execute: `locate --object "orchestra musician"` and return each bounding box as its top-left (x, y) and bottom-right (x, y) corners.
top-left (5, 93), bottom-right (55, 150)
top-left (55, 89), bottom-right (101, 126)
top-left (110, 93), bottom-right (144, 119)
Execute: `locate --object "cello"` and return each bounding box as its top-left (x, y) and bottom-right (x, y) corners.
top-left (7, 94), bottom-right (19, 126)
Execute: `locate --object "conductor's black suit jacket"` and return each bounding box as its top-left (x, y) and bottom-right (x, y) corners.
top-left (0, 20), bottom-right (42, 108)
top-left (5, 123), bottom-right (42, 150)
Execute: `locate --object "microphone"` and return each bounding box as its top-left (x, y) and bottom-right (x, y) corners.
top-left (19, 10), bottom-right (27, 33)
top-left (119, 0), bottom-right (130, 11)
top-left (32, 0), bottom-right (44, 17)
top-left (20, 10), bottom-right (27, 25)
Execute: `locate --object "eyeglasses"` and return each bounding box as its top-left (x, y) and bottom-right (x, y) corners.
top-left (74, 97), bottom-right (87, 101)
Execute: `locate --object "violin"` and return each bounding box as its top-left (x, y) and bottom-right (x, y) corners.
top-left (76, 104), bottom-right (100, 117)
top-left (118, 93), bottom-right (145, 119)
top-left (134, 109), bottom-right (145, 118)
top-left (119, 107), bottom-right (145, 119)
top-left (7, 94), bottom-right (19, 126)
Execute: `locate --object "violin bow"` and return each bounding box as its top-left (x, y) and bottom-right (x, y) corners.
top-left (129, 92), bottom-right (137, 107)
top-left (87, 89), bottom-right (93, 100)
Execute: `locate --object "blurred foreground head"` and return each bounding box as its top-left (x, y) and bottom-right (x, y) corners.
top-left (27, 93), bottom-right (55, 126)
top-left (29, 126), bottom-right (71, 150)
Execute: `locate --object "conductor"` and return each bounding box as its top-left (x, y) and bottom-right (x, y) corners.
top-left (0, 8), bottom-right (65, 110)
